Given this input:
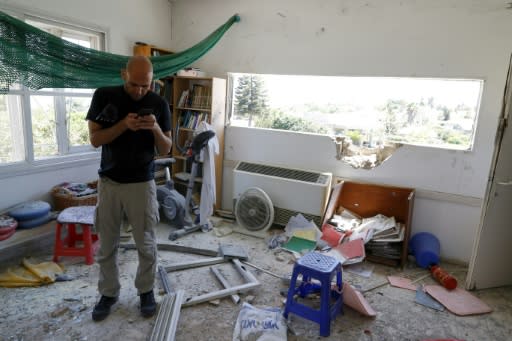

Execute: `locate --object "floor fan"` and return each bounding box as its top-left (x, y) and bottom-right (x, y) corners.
top-left (233, 187), bottom-right (274, 238)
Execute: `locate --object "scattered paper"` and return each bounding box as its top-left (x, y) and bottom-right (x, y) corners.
top-left (338, 238), bottom-right (366, 263)
top-left (321, 223), bottom-right (345, 246)
top-left (342, 282), bottom-right (376, 317)
top-left (387, 276), bottom-right (417, 291)
top-left (284, 214), bottom-right (321, 241)
top-left (348, 227), bottom-right (374, 243)
top-left (424, 285), bottom-right (493, 316)
top-left (329, 214), bottom-right (360, 231)
top-left (325, 238), bottom-right (365, 265)
top-left (293, 229), bottom-right (317, 241)
top-left (282, 236), bottom-right (316, 254)
top-left (415, 286), bottom-right (445, 311)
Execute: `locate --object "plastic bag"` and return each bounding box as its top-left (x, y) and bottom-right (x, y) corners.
top-left (232, 303), bottom-right (287, 341)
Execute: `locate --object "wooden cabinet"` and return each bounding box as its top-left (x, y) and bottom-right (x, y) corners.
top-left (133, 42), bottom-right (173, 57)
top-left (171, 76), bottom-right (226, 209)
top-left (323, 180), bottom-right (415, 268)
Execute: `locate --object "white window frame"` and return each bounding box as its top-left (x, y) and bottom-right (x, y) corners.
top-left (226, 73), bottom-right (483, 152)
top-left (0, 11), bottom-right (107, 179)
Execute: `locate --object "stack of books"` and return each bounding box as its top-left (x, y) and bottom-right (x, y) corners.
top-left (365, 220), bottom-right (405, 260)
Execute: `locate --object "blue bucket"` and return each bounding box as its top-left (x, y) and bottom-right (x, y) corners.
top-left (409, 232), bottom-right (440, 268)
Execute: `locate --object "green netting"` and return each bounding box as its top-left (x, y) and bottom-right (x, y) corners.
top-left (0, 11), bottom-right (239, 93)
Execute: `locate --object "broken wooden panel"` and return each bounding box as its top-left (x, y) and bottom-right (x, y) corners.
top-left (323, 180), bottom-right (415, 268)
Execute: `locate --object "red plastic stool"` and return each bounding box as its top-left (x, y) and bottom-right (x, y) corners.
top-left (283, 252), bottom-right (343, 337)
top-left (53, 206), bottom-right (98, 265)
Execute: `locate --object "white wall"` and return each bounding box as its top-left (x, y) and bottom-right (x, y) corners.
top-left (0, 0), bottom-right (173, 55)
top-left (169, 0), bottom-right (512, 263)
top-left (1, 0), bottom-right (510, 263)
top-left (0, 0), bottom-right (173, 211)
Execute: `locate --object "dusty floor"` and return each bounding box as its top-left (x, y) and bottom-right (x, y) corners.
top-left (1, 220), bottom-right (512, 341)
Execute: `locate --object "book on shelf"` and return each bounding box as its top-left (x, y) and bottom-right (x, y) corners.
top-left (192, 84), bottom-right (200, 107)
top-left (180, 110), bottom-right (207, 130)
top-left (151, 78), bottom-right (173, 102)
top-left (190, 84), bottom-right (211, 109)
top-left (162, 78), bottom-right (173, 102)
top-left (178, 90), bottom-right (190, 107)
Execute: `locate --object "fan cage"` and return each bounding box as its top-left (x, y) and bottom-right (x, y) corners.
top-left (235, 187), bottom-right (274, 232)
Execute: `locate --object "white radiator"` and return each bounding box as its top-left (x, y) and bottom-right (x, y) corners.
top-left (233, 161), bottom-right (332, 226)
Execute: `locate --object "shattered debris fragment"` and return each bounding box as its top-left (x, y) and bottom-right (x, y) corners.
top-left (332, 135), bottom-right (402, 169)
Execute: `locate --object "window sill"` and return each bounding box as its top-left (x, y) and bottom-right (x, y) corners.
top-left (0, 151), bottom-right (101, 180)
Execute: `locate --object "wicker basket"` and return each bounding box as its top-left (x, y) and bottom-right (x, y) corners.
top-left (51, 181), bottom-right (98, 211)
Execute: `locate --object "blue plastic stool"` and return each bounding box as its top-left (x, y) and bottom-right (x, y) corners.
top-left (283, 252), bottom-right (343, 337)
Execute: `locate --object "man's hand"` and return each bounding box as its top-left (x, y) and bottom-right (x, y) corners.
top-left (138, 114), bottom-right (158, 131)
top-left (125, 113), bottom-right (157, 131)
top-left (124, 112), bottom-right (171, 154)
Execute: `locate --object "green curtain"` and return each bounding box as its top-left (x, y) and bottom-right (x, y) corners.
top-left (0, 11), bottom-right (239, 92)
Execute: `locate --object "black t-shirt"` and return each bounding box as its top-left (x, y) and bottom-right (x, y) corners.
top-left (86, 86), bottom-right (171, 183)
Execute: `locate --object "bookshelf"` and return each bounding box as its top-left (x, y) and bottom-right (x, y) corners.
top-left (133, 42), bottom-right (173, 57)
top-left (323, 180), bottom-right (415, 268)
top-left (171, 76), bottom-right (226, 209)
top-left (131, 43), bottom-right (226, 209)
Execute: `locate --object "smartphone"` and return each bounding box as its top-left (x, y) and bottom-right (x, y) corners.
top-left (138, 108), bottom-right (153, 117)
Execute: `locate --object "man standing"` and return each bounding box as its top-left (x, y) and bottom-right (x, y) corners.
top-left (86, 56), bottom-right (172, 321)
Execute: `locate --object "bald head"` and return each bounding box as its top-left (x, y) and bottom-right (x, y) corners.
top-left (126, 55), bottom-right (153, 73)
top-left (122, 56), bottom-right (153, 101)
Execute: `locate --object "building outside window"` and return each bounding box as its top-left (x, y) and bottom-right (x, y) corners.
top-left (228, 73), bottom-right (483, 151)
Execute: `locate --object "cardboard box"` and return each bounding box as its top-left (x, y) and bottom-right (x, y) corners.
top-left (177, 69), bottom-right (206, 78)
top-left (323, 180), bottom-right (415, 267)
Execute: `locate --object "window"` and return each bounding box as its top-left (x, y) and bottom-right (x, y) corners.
top-left (228, 73), bottom-right (483, 151)
top-left (0, 94), bottom-right (24, 163)
top-left (0, 14), bottom-right (105, 170)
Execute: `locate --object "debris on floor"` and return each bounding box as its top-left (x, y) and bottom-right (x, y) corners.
top-left (415, 286), bottom-right (445, 311)
top-left (0, 258), bottom-right (64, 287)
top-left (423, 285), bottom-right (493, 316)
top-left (0, 219), bottom-right (509, 341)
top-left (233, 303), bottom-right (287, 341)
top-left (342, 282), bottom-right (377, 317)
top-left (387, 275), bottom-right (417, 291)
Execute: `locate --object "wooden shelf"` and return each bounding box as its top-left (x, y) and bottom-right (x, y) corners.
top-left (323, 180), bottom-right (415, 268)
top-left (170, 76), bottom-right (226, 209)
top-left (176, 106), bottom-right (211, 112)
top-left (133, 43), bottom-right (173, 57)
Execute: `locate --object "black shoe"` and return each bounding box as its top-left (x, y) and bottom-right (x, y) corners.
top-left (92, 295), bottom-right (118, 321)
top-left (140, 290), bottom-right (157, 317)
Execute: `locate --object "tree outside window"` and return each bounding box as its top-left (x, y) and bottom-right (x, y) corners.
top-left (229, 73), bottom-right (482, 151)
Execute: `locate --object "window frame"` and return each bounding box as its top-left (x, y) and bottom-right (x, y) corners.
top-left (0, 10), bottom-right (107, 178)
top-left (226, 72), bottom-right (483, 152)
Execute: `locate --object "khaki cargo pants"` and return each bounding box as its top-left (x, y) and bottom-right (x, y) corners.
top-left (94, 176), bottom-right (159, 297)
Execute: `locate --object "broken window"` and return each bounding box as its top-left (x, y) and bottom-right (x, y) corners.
top-left (227, 73), bottom-right (483, 168)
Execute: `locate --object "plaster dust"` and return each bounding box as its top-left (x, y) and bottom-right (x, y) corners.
top-left (1, 220), bottom-right (512, 341)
